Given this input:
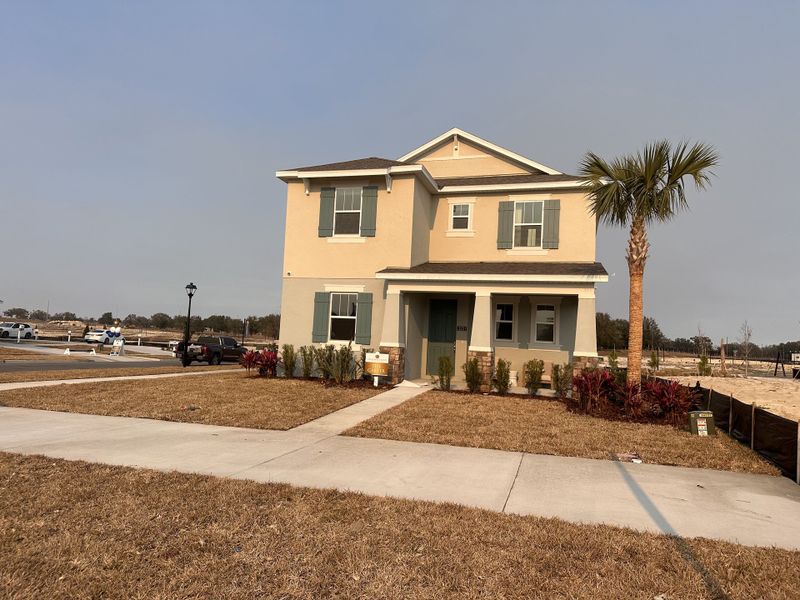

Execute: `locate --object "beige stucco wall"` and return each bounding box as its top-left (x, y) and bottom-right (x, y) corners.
top-left (416, 139), bottom-right (530, 178)
top-left (282, 175), bottom-right (420, 279)
top-left (278, 276), bottom-right (386, 350)
top-left (494, 347), bottom-right (570, 378)
top-left (410, 180), bottom-right (434, 267)
top-left (428, 191), bottom-right (596, 263)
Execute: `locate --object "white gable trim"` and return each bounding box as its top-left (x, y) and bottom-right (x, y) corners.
top-left (398, 128), bottom-right (562, 176)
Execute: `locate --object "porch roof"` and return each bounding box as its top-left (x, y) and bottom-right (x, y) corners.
top-left (377, 261), bottom-right (608, 283)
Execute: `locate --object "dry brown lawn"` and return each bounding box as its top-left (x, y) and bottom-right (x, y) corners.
top-left (345, 391), bottom-right (779, 476)
top-left (1, 453), bottom-right (797, 599)
top-left (0, 364), bottom-right (237, 384)
top-left (0, 372), bottom-right (379, 430)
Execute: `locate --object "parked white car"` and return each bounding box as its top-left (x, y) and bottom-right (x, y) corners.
top-left (0, 322), bottom-right (34, 339)
top-left (84, 329), bottom-right (123, 345)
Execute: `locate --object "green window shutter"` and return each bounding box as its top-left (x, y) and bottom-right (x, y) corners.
top-left (318, 187), bottom-right (335, 237)
top-left (355, 293), bottom-right (373, 345)
top-left (312, 292), bottom-right (331, 342)
top-left (542, 199), bottom-right (561, 249)
top-left (497, 201), bottom-right (514, 249)
top-left (360, 186), bottom-right (378, 237)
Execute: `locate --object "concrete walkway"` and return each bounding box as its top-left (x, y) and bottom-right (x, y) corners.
top-left (1, 388), bottom-right (799, 549)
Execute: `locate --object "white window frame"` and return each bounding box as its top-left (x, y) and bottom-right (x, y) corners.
top-left (446, 198), bottom-right (475, 237)
top-left (333, 187), bottom-right (363, 237)
top-left (328, 292), bottom-right (358, 343)
top-left (532, 302), bottom-right (559, 345)
top-left (493, 299), bottom-right (518, 344)
top-left (512, 200), bottom-right (544, 249)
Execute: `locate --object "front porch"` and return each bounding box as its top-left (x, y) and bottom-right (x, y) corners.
top-left (377, 281), bottom-right (601, 389)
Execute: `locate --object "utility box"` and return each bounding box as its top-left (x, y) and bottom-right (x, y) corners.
top-left (689, 410), bottom-right (715, 436)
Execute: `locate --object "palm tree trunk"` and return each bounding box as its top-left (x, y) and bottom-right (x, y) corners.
top-left (626, 216), bottom-right (649, 384)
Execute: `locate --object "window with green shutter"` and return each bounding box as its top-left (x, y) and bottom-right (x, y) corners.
top-left (318, 188), bottom-right (335, 237)
top-left (497, 201), bottom-right (514, 249)
top-left (312, 292), bottom-right (331, 342)
top-left (542, 199), bottom-right (561, 249)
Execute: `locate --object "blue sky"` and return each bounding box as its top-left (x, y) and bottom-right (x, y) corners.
top-left (1, 1), bottom-right (798, 344)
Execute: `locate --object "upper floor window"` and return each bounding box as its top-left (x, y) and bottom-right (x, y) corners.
top-left (534, 304), bottom-right (556, 343)
top-left (330, 293), bottom-right (358, 341)
top-left (513, 201), bottom-right (543, 248)
top-left (451, 203), bottom-right (471, 230)
top-left (495, 303), bottom-right (514, 341)
top-left (334, 188), bottom-right (362, 235)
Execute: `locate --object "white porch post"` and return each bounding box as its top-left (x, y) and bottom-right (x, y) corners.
top-left (379, 290), bottom-right (405, 384)
top-left (573, 291), bottom-right (598, 360)
top-left (379, 290), bottom-right (404, 348)
top-left (468, 292), bottom-right (493, 352)
top-left (468, 291), bottom-right (494, 391)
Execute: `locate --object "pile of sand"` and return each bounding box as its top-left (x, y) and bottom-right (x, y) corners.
top-left (673, 375), bottom-right (800, 421)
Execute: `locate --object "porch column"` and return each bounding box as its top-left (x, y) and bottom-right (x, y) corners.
top-left (573, 291), bottom-right (599, 372)
top-left (379, 290), bottom-right (405, 384)
top-left (468, 292), bottom-right (494, 392)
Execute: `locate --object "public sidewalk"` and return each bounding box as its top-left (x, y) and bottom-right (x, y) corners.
top-left (1, 386), bottom-right (799, 550)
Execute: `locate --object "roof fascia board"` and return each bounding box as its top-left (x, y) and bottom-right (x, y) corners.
top-left (376, 273), bottom-right (608, 283)
top-left (437, 181), bottom-right (587, 193)
top-left (398, 127), bottom-right (562, 176)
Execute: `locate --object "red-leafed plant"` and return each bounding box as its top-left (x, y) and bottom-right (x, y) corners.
top-left (572, 369), bottom-right (615, 414)
top-left (616, 381), bottom-right (645, 419)
top-left (642, 379), bottom-right (693, 427)
top-left (240, 350), bottom-right (258, 375)
top-left (255, 348), bottom-right (280, 378)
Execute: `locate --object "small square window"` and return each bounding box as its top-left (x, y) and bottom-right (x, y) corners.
top-left (451, 203), bottom-right (471, 231)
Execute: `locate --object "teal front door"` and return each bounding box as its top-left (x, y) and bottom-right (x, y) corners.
top-left (426, 299), bottom-right (457, 376)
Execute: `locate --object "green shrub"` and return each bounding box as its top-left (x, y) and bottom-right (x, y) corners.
top-left (281, 344), bottom-right (296, 378)
top-left (494, 359), bottom-right (511, 395)
top-left (463, 357), bottom-right (482, 393)
top-left (697, 354), bottom-right (712, 376)
top-left (551, 363), bottom-right (573, 398)
top-left (299, 345), bottom-right (314, 378)
top-left (329, 344), bottom-right (356, 385)
top-left (523, 359), bottom-right (545, 396)
top-left (647, 350), bottom-right (660, 373)
top-left (607, 349), bottom-right (619, 370)
top-left (437, 355), bottom-right (454, 391)
top-left (313, 345), bottom-right (336, 380)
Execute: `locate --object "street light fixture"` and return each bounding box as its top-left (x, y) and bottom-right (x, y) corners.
top-left (182, 282), bottom-right (197, 367)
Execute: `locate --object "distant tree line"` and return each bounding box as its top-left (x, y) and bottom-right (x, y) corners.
top-left (596, 312), bottom-right (800, 358)
top-left (1, 307), bottom-right (280, 339)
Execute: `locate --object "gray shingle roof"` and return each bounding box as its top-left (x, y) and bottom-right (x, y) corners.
top-left (291, 157), bottom-right (408, 172)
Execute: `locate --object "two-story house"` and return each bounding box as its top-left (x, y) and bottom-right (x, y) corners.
top-left (276, 128), bottom-right (607, 388)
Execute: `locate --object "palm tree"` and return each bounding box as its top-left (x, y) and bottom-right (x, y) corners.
top-left (579, 141), bottom-right (719, 384)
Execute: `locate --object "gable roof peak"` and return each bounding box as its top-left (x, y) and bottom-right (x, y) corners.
top-left (399, 127), bottom-right (562, 176)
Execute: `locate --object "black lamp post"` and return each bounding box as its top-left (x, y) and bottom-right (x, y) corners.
top-left (182, 282), bottom-right (197, 367)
